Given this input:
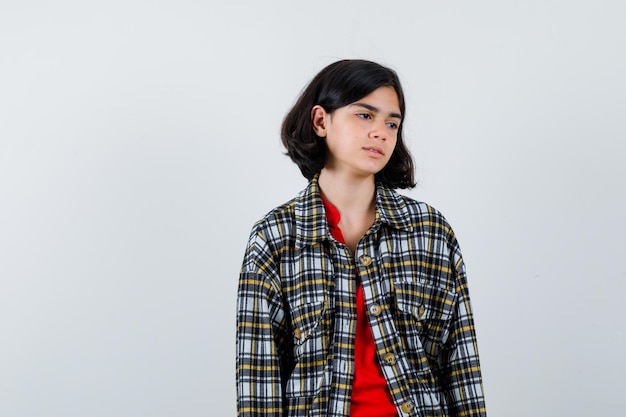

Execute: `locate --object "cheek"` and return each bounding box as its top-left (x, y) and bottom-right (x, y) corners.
top-left (389, 137), bottom-right (399, 151)
top-left (385, 139), bottom-right (399, 161)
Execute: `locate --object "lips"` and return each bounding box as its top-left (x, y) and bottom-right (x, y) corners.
top-left (363, 146), bottom-right (384, 156)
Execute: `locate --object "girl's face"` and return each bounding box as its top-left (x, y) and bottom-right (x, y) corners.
top-left (312, 86), bottom-right (401, 179)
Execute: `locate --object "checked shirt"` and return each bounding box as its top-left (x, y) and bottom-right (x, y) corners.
top-left (236, 176), bottom-right (486, 417)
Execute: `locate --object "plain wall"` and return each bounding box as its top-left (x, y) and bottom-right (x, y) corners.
top-left (1, 1), bottom-right (625, 416)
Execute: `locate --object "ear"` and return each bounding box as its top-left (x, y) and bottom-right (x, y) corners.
top-left (311, 105), bottom-right (328, 138)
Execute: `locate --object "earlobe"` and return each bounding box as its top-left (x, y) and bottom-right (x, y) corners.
top-left (311, 105), bottom-right (327, 138)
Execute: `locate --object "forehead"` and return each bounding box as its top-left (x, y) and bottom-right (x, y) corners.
top-left (351, 86), bottom-right (402, 115)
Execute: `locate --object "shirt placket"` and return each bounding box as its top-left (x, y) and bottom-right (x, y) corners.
top-left (326, 241), bottom-right (358, 417)
top-left (356, 232), bottom-right (433, 417)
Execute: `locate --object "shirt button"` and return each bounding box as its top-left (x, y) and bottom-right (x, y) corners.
top-left (359, 254), bottom-right (372, 267)
top-left (359, 255), bottom-right (372, 266)
top-left (369, 304), bottom-right (382, 316)
top-left (401, 400), bottom-right (415, 413)
top-left (383, 352), bottom-right (396, 366)
top-left (417, 304), bottom-right (425, 318)
top-left (294, 328), bottom-right (302, 339)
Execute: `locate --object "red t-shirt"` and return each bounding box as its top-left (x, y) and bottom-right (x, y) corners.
top-left (321, 197), bottom-right (397, 417)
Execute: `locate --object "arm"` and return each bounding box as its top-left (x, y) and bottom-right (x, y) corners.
top-left (236, 231), bottom-right (292, 417)
top-left (441, 243), bottom-right (487, 416)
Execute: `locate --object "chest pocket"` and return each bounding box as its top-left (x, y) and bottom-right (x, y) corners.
top-left (285, 299), bottom-right (330, 398)
top-left (392, 281), bottom-right (457, 371)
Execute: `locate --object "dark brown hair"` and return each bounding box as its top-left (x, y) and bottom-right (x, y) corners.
top-left (281, 59), bottom-right (415, 189)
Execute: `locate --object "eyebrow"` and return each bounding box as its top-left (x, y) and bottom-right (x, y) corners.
top-left (352, 102), bottom-right (402, 120)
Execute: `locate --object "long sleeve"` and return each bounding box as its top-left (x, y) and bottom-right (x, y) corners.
top-left (236, 231), bottom-right (292, 417)
top-left (440, 243), bottom-right (487, 416)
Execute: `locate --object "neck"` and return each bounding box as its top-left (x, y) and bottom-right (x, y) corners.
top-left (317, 169), bottom-right (376, 215)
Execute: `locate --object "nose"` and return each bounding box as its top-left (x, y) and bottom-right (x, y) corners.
top-left (369, 121), bottom-right (387, 141)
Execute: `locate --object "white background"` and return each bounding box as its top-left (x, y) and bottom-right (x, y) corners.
top-left (1, 1), bottom-right (625, 416)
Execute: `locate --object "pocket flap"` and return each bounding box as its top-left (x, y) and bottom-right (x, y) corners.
top-left (290, 300), bottom-right (326, 341)
top-left (394, 282), bottom-right (457, 323)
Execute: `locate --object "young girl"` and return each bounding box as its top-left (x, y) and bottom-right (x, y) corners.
top-left (236, 60), bottom-right (486, 417)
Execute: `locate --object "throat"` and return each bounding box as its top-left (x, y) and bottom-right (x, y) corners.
top-left (339, 213), bottom-right (375, 255)
top-left (322, 196), bottom-right (376, 255)
top-left (318, 169), bottom-right (377, 253)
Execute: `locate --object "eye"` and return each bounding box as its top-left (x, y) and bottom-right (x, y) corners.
top-left (386, 121), bottom-right (399, 129)
top-left (356, 113), bottom-right (372, 120)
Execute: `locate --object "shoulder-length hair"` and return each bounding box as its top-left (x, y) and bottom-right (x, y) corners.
top-left (281, 59), bottom-right (415, 189)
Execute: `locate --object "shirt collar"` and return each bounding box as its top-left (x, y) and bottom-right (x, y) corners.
top-left (294, 175), bottom-right (413, 249)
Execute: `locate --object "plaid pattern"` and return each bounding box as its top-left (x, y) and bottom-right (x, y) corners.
top-left (236, 176), bottom-right (486, 417)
